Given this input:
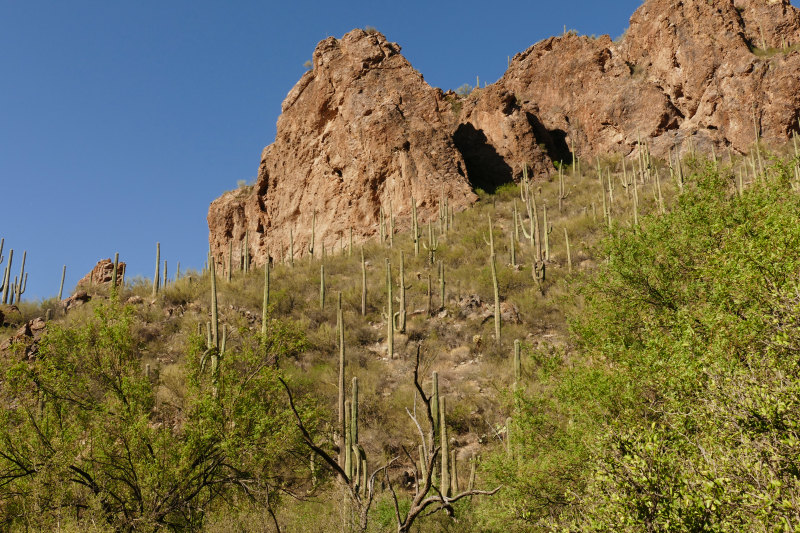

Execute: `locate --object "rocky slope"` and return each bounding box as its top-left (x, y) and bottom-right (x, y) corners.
top-left (209, 0), bottom-right (800, 269)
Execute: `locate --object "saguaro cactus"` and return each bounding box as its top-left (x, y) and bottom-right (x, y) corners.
top-left (228, 240), bottom-right (233, 282)
top-left (557, 165), bottom-right (572, 213)
top-left (381, 261), bottom-right (396, 359)
top-left (309, 211), bottom-right (316, 260)
top-left (360, 246), bottom-right (367, 316)
top-left (58, 265), bottom-right (66, 301)
top-left (111, 253), bottom-right (119, 295)
top-left (423, 221), bottom-right (439, 265)
top-left (397, 251), bottom-right (411, 333)
top-left (440, 396), bottom-right (450, 497)
top-left (2, 249), bottom-right (12, 304)
top-left (439, 260), bottom-right (445, 311)
top-left (15, 251), bottom-right (27, 303)
top-left (564, 228), bottom-right (572, 273)
top-left (513, 339), bottom-right (521, 389)
top-left (485, 216), bottom-right (501, 343)
top-left (153, 243), bottom-right (160, 296)
top-left (431, 371), bottom-right (440, 435)
top-left (411, 198), bottom-right (421, 256)
top-left (261, 259), bottom-right (269, 335)
top-left (320, 265), bottom-right (325, 309)
top-left (337, 292), bottom-right (346, 469)
top-left (543, 205), bottom-right (553, 261)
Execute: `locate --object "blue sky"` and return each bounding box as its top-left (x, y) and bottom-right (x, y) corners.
top-left (1, 0), bottom-right (642, 300)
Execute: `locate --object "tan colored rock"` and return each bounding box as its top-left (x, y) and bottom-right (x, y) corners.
top-left (208, 29), bottom-right (477, 269)
top-left (78, 259), bottom-right (126, 287)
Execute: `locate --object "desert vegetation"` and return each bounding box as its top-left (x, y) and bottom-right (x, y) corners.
top-left (1, 138), bottom-right (800, 532)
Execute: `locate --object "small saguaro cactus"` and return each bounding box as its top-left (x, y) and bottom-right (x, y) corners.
top-left (543, 205), bottom-right (553, 261)
top-left (153, 243), bottom-right (161, 297)
top-left (439, 260), bottom-right (445, 311)
top-left (320, 265), bottom-right (325, 309)
top-left (379, 206), bottom-right (386, 245)
top-left (423, 221), bottom-right (439, 265)
top-left (262, 257), bottom-right (270, 335)
top-left (163, 261), bottom-right (168, 289)
top-left (14, 251), bottom-right (27, 303)
top-left (513, 339), bottom-right (521, 390)
top-left (411, 198), bottom-right (421, 256)
top-left (557, 164), bottom-right (572, 213)
top-left (533, 260), bottom-right (546, 295)
top-left (309, 211), bottom-right (316, 261)
top-left (564, 228), bottom-right (572, 274)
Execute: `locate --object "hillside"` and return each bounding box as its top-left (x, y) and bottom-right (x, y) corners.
top-left (2, 0), bottom-right (800, 531)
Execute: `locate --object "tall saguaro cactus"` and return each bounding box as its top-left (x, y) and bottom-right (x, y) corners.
top-left (2, 249), bottom-right (13, 304)
top-left (440, 396), bottom-right (450, 497)
top-left (320, 265), bottom-right (326, 309)
top-left (111, 253), bottom-right (119, 295)
top-left (397, 251), bottom-right (411, 333)
top-left (381, 261), bottom-right (396, 359)
top-left (360, 246), bottom-right (367, 316)
top-left (337, 292), bottom-right (346, 470)
top-left (411, 198), bottom-right (421, 256)
top-left (485, 216), bottom-right (501, 343)
top-left (58, 265), bottom-right (66, 301)
top-left (261, 259), bottom-right (270, 335)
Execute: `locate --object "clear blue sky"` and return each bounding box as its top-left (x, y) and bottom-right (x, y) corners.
top-left (1, 0), bottom-right (641, 301)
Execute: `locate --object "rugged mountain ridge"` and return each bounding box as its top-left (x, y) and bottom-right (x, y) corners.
top-left (208, 29), bottom-right (478, 270)
top-left (209, 0), bottom-right (800, 269)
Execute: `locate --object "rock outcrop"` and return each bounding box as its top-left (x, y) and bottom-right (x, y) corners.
top-left (78, 259), bottom-right (126, 287)
top-left (0, 317), bottom-right (47, 361)
top-left (208, 29), bottom-right (478, 268)
top-left (209, 0), bottom-right (800, 261)
top-left (478, 0), bottom-right (800, 159)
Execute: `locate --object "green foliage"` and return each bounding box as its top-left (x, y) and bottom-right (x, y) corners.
top-left (456, 84), bottom-right (474, 97)
top-left (0, 300), bottom-right (312, 531)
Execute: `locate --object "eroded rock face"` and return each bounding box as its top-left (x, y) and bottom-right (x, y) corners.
top-left (472, 0), bottom-right (800, 160)
top-left (208, 29), bottom-right (477, 269)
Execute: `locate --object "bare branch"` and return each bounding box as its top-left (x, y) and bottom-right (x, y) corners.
top-left (278, 378), bottom-right (348, 483)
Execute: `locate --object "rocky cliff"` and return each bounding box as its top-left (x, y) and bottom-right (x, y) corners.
top-left (209, 0), bottom-right (800, 268)
top-left (208, 29), bottom-right (478, 269)
top-left (486, 0), bottom-right (800, 160)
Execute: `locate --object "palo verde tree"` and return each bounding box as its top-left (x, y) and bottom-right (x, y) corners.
top-left (0, 299), bottom-right (310, 532)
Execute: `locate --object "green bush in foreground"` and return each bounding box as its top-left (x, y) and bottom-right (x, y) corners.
top-left (478, 157), bottom-right (800, 532)
top-left (0, 301), bottom-right (311, 531)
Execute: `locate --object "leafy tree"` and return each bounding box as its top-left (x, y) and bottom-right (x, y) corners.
top-left (0, 301), bottom-right (312, 531)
